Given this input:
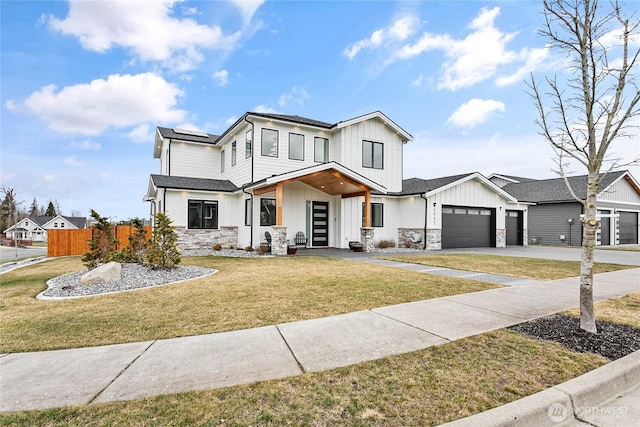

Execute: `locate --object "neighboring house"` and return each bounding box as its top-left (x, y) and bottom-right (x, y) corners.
top-left (492, 171), bottom-right (640, 246)
top-left (144, 111), bottom-right (530, 253)
top-left (3, 215), bottom-right (87, 242)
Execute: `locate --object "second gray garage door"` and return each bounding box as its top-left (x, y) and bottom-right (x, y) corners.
top-left (619, 211), bottom-right (638, 244)
top-left (442, 206), bottom-right (495, 249)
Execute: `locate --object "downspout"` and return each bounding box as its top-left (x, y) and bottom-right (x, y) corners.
top-left (244, 115), bottom-right (256, 247)
top-left (168, 139), bottom-right (172, 176)
top-left (420, 193), bottom-right (428, 250)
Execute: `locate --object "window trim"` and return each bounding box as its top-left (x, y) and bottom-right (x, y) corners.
top-left (260, 198), bottom-right (277, 226)
top-left (314, 136), bottom-right (329, 163)
top-left (231, 141), bottom-right (237, 166)
top-left (245, 130), bottom-right (252, 158)
top-left (261, 128), bottom-right (279, 158)
top-left (188, 199), bottom-right (219, 230)
top-left (362, 139), bottom-right (384, 169)
top-left (288, 132), bottom-right (305, 161)
top-left (362, 202), bottom-right (384, 227)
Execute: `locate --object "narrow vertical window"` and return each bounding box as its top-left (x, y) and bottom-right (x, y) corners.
top-left (245, 130), bottom-right (252, 158)
top-left (363, 140), bottom-right (383, 169)
top-left (221, 149), bottom-right (225, 172)
top-left (245, 199), bottom-right (252, 226)
top-left (261, 128), bottom-right (278, 157)
top-left (314, 137), bottom-right (328, 162)
top-left (231, 141), bottom-right (237, 166)
top-left (289, 133), bottom-right (304, 161)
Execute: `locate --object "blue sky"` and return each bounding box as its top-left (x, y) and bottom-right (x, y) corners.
top-left (2, 0), bottom-right (638, 220)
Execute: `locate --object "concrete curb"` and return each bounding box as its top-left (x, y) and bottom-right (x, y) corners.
top-left (439, 349), bottom-right (640, 426)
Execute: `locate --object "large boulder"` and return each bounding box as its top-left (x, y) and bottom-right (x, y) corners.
top-left (81, 261), bottom-right (122, 285)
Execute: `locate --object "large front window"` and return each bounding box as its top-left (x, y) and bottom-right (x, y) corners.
top-left (363, 140), bottom-right (383, 169)
top-left (289, 133), bottom-right (304, 161)
top-left (188, 200), bottom-right (218, 229)
top-left (314, 137), bottom-right (328, 162)
top-left (260, 198), bottom-right (276, 226)
top-left (261, 128), bottom-right (278, 157)
top-left (362, 202), bottom-right (384, 227)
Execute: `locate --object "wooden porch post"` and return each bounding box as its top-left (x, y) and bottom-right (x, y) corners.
top-left (363, 189), bottom-right (371, 227)
top-left (276, 182), bottom-right (283, 226)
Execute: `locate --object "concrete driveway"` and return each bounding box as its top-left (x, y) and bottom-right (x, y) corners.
top-left (439, 245), bottom-right (640, 266)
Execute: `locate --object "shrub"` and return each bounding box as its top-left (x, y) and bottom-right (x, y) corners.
top-left (144, 213), bottom-right (181, 269)
top-left (117, 218), bottom-right (149, 263)
top-left (82, 209), bottom-right (119, 269)
top-left (212, 243), bottom-right (223, 251)
top-left (244, 245), bottom-right (254, 252)
top-left (376, 239), bottom-right (396, 249)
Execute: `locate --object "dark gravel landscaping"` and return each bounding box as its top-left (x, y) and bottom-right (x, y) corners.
top-left (510, 314), bottom-right (640, 360)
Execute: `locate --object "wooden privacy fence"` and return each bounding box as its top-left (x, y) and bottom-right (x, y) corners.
top-left (47, 226), bottom-right (152, 257)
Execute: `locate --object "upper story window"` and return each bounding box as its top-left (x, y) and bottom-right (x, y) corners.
top-left (261, 128), bottom-right (278, 157)
top-left (231, 141), bottom-right (237, 166)
top-left (289, 133), bottom-right (304, 161)
top-left (245, 130), bottom-right (252, 158)
top-left (54, 223), bottom-right (58, 228)
top-left (314, 137), bottom-right (329, 163)
top-left (221, 149), bottom-right (225, 172)
top-left (61, 223), bottom-right (65, 228)
top-left (363, 140), bottom-right (383, 169)
top-left (188, 200), bottom-right (218, 229)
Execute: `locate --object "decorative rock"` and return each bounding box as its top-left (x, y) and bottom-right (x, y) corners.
top-left (81, 261), bottom-right (122, 285)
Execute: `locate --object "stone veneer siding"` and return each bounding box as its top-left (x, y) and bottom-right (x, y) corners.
top-left (496, 228), bottom-right (506, 248)
top-left (175, 226), bottom-right (238, 251)
top-left (271, 226), bottom-right (288, 256)
top-left (398, 228), bottom-right (425, 249)
top-left (426, 229), bottom-right (441, 250)
top-left (361, 227), bottom-right (375, 252)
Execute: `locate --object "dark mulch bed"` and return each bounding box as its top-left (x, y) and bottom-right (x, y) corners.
top-left (509, 314), bottom-right (640, 360)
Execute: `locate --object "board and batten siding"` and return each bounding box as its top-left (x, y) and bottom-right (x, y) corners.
top-left (218, 130), bottom-right (253, 187)
top-left (251, 120), bottom-right (333, 182)
top-left (337, 119), bottom-right (404, 193)
top-left (163, 189), bottom-right (243, 230)
top-left (169, 141), bottom-right (219, 179)
top-left (528, 202), bottom-right (583, 246)
top-left (598, 178), bottom-right (640, 204)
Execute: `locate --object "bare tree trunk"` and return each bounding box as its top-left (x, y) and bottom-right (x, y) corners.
top-left (579, 170), bottom-right (600, 333)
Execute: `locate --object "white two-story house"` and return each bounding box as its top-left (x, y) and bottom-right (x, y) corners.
top-left (145, 111), bottom-right (530, 253)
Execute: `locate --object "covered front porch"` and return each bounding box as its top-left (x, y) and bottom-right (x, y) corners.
top-left (248, 163), bottom-right (386, 255)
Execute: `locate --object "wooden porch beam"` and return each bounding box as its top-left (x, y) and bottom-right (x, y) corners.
top-left (342, 191), bottom-right (367, 199)
top-left (253, 184), bottom-right (277, 196)
top-left (363, 189), bottom-right (371, 227)
top-left (275, 182), bottom-right (283, 226)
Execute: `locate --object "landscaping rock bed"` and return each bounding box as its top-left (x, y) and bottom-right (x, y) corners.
top-left (509, 314), bottom-right (640, 360)
top-left (39, 263), bottom-right (216, 299)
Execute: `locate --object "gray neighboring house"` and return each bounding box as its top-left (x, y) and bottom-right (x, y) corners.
top-left (491, 171), bottom-right (640, 247)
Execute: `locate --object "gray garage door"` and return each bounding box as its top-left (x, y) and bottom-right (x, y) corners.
top-left (442, 206), bottom-right (495, 249)
top-left (619, 211), bottom-right (638, 244)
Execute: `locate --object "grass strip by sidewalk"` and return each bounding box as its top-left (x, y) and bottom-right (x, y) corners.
top-left (0, 329), bottom-right (608, 427)
top-left (1, 256), bottom-right (499, 353)
top-left (378, 254), bottom-right (631, 281)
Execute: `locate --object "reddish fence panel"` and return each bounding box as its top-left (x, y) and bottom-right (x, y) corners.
top-left (47, 226), bottom-right (152, 257)
top-left (47, 229), bottom-right (92, 257)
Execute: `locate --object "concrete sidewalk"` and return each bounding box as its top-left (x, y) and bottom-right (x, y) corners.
top-left (1, 268), bottom-right (638, 424)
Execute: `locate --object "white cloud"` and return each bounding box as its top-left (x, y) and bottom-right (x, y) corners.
top-left (253, 105), bottom-right (280, 114)
top-left (496, 46), bottom-right (550, 87)
top-left (278, 86), bottom-right (310, 107)
top-left (345, 15), bottom-right (419, 60)
top-left (63, 156), bottom-right (83, 167)
top-left (128, 124), bottom-right (154, 143)
top-left (4, 99), bottom-right (17, 112)
top-left (447, 98), bottom-right (505, 129)
top-left (225, 116), bottom-right (238, 126)
top-left (228, 0), bottom-right (266, 25)
top-left (411, 75), bottom-right (425, 87)
top-left (22, 73), bottom-right (186, 135)
top-left (213, 69), bottom-right (229, 87)
top-left (71, 140), bottom-right (101, 151)
top-left (47, 0), bottom-right (243, 71)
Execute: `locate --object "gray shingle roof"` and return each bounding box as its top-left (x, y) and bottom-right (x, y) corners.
top-left (150, 174), bottom-right (239, 193)
top-left (27, 216), bottom-right (86, 228)
top-left (157, 127), bottom-right (220, 144)
top-left (502, 171), bottom-right (627, 203)
top-left (248, 112), bottom-right (334, 129)
top-left (394, 173), bottom-right (476, 196)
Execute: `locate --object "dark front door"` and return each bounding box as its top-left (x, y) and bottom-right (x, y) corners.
top-left (598, 210), bottom-right (610, 246)
top-left (312, 201), bottom-right (329, 247)
top-left (619, 211), bottom-right (638, 244)
top-left (506, 210), bottom-right (523, 245)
